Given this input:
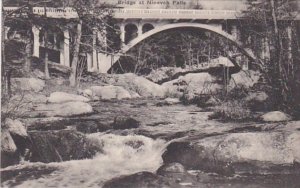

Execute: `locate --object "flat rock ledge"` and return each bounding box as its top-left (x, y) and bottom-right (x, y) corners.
top-left (162, 131), bottom-right (300, 175)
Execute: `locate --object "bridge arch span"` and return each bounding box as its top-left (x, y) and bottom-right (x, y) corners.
top-left (103, 22), bottom-right (258, 73)
top-left (120, 22), bottom-right (256, 61)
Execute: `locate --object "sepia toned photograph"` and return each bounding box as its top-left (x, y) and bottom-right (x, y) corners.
top-left (1, 0), bottom-right (300, 187)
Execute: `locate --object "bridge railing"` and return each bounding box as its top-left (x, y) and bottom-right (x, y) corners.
top-left (4, 7), bottom-right (240, 19)
top-left (4, 7), bottom-right (299, 20)
top-left (113, 9), bottom-right (241, 19)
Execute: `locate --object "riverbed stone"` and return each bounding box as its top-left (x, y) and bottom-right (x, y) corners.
top-left (90, 85), bottom-right (132, 100)
top-left (261, 111), bottom-right (291, 122)
top-left (28, 130), bottom-right (103, 163)
top-left (163, 132), bottom-right (300, 175)
top-left (162, 73), bottom-right (221, 101)
top-left (157, 163), bottom-right (186, 175)
top-left (76, 121), bottom-right (112, 133)
top-left (108, 73), bottom-right (166, 97)
top-left (111, 117), bottom-right (140, 130)
top-left (102, 172), bottom-right (171, 188)
top-left (34, 102), bottom-right (93, 117)
top-left (47, 92), bottom-right (90, 103)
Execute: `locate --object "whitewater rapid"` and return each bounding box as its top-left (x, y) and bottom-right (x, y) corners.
top-left (1, 133), bottom-right (167, 188)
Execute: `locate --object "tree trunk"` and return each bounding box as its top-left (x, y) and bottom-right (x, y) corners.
top-left (24, 41), bottom-right (32, 72)
top-left (69, 20), bottom-right (82, 87)
top-left (44, 51), bottom-right (50, 79)
top-left (44, 30), bottom-right (50, 79)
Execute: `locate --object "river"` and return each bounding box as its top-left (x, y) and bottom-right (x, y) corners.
top-left (1, 98), bottom-right (299, 187)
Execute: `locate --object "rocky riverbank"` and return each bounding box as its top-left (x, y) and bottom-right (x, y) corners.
top-left (1, 70), bottom-right (300, 187)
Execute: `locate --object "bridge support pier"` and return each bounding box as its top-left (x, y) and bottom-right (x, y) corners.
top-left (60, 30), bottom-right (70, 67)
top-left (32, 26), bottom-right (40, 57)
top-left (231, 25), bottom-right (240, 41)
top-left (97, 53), bottom-right (115, 73)
top-left (4, 26), bottom-right (10, 40)
top-left (120, 24), bottom-right (125, 45)
top-left (92, 29), bottom-right (98, 71)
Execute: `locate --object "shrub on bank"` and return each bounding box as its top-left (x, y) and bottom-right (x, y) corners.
top-left (209, 99), bottom-right (253, 121)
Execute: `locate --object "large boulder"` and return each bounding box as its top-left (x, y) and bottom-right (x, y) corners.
top-left (163, 132), bottom-right (300, 175)
top-left (261, 111), bottom-right (291, 122)
top-left (229, 70), bottom-right (260, 90)
top-left (28, 130), bottom-right (103, 163)
top-left (1, 130), bottom-right (19, 168)
top-left (146, 67), bottom-right (184, 83)
top-left (11, 78), bottom-right (45, 92)
top-left (108, 73), bottom-right (166, 97)
top-left (163, 73), bottom-right (221, 100)
top-left (1, 130), bottom-right (17, 153)
top-left (34, 102), bottom-right (93, 117)
top-left (90, 85), bottom-right (132, 100)
top-left (1, 119), bottom-right (29, 168)
top-left (4, 118), bottom-right (27, 137)
top-left (47, 92), bottom-right (90, 103)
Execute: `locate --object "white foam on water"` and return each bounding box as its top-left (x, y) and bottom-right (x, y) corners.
top-left (2, 133), bottom-right (166, 188)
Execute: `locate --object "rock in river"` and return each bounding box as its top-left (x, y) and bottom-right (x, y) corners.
top-left (34, 101), bottom-right (93, 117)
top-left (111, 117), bottom-right (140, 130)
top-left (103, 172), bottom-right (171, 188)
top-left (47, 92), bottom-right (90, 103)
top-left (163, 132), bottom-right (300, 175)
top-left (90, 85), bottom-right (132, 100)
top-left (261, 111), bottom-right (291, 122)
top-left (28, 130), bottom-right (103, 163)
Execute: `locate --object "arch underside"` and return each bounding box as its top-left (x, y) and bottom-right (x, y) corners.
top-left (113, 23), bottom-right (257, 69)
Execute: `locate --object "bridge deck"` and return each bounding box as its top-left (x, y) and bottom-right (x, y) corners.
top-left (4, 7), bottom-right (299, 20)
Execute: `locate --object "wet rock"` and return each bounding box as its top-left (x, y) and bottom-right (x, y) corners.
top-left (11, 78), bottom-right (45, 92)
top-left (34, 102), bottom-right (93, 117)
top-left (157, 163), bottom-right (186, 175)
top-left (47, 92), bottom-right (90, 103)
top-left (261, 111), bottom-right (291, 122)
top-left (28, 130), bottom-right (103, 163)
top-left (111, 117), bottom-right (140, 130)
top-left (76, 120), bottom-right (112, 133)
top-left (163, 132), bottom-right (300, 175)
top-left (103, 172), bottom-right (171, 188)
top-left (1, 165), bottom-right (58, 187)
top-left (90, 85), bottom-right (132, 100)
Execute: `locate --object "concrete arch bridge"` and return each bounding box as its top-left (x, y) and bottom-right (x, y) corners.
top-left (4, 7), bottom-right (284, 73)
top-left (100, 22), bottom-right (257, 73)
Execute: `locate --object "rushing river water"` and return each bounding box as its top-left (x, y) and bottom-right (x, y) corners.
top-left (2, 134), bottom-right (166, 188)
top-left (2, 98), bottom-right (299, 188)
